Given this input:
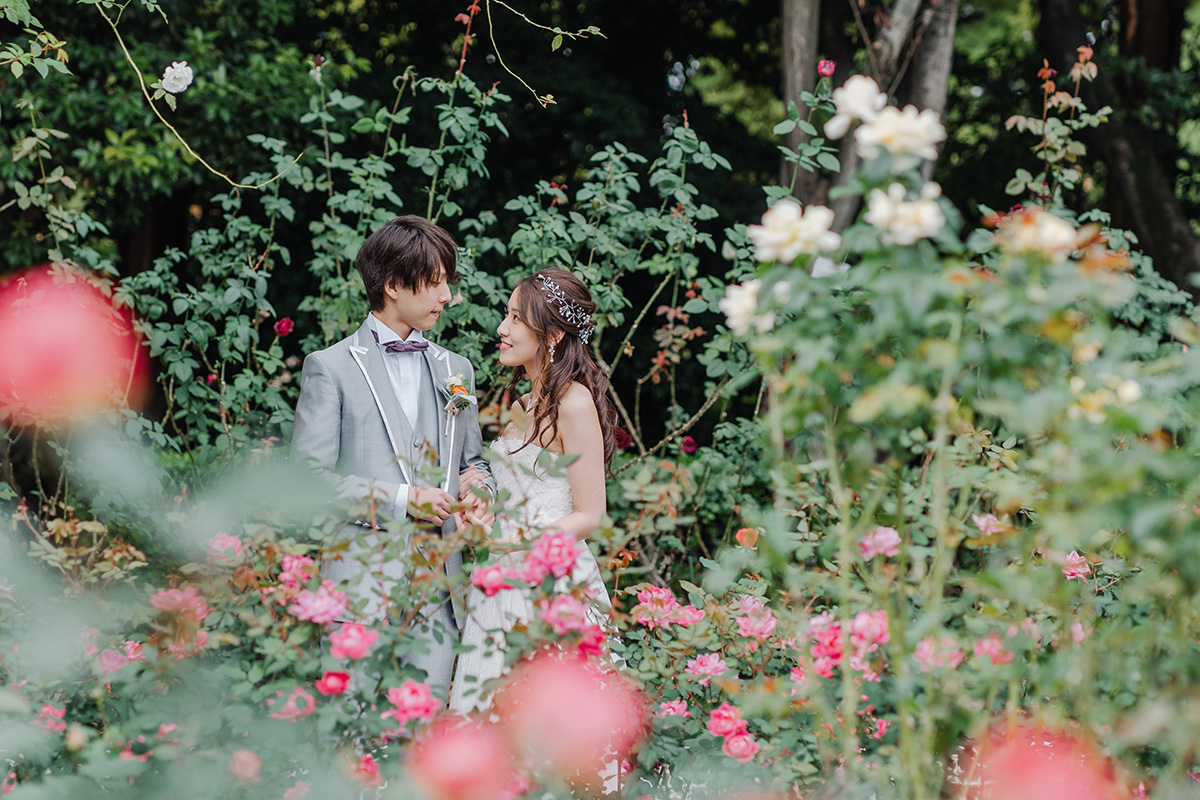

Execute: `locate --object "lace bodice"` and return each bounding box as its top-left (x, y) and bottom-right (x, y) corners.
top-left (490, 435), bottom-right (574, 538)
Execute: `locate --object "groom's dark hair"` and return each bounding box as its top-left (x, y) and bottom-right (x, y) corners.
top-left (357, 216), bottom-right (459, 311)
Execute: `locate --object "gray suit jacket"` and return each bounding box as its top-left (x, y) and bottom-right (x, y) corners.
top-left (290, 319), bottom-right (493, 626)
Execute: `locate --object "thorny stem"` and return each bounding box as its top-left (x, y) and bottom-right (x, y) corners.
top-left (98, 6), bottom-right (301, 190)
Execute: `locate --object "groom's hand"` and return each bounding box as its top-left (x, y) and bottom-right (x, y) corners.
top-left (408, 486), bottom-right (455, 524)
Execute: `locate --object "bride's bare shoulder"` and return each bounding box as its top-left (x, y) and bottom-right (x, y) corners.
top-left (558, 382), bottom-right (599, 421)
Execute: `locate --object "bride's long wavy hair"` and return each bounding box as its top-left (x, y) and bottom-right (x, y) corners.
top-left (504, 268), bottom-right (618, 466)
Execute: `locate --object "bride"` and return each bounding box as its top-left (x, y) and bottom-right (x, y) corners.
top-left (448, 268), bottom-right (619, 714)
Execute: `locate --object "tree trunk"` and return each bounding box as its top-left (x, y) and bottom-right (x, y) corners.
top-left (781, 0), bottom-right (821, 199)
top-left (906, 0), bottom-right (957, 180)
top-left (1038, 0), bottom-right (1200, 294)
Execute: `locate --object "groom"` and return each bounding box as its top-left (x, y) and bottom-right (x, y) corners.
top-left (291, 215), bottom-right (494, 697)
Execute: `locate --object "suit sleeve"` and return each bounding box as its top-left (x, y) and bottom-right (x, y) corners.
top-left (291, 351), bottom-right (402, 515)
top-left (459, 360), bottom-right (496, 496)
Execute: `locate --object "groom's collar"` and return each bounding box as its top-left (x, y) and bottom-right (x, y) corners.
top-left (368, 313), bottom-right (426, 346)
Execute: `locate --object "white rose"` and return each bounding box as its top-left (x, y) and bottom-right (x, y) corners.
top-left (854, 105), bottom-right (946, 171)
top-left (747, 200), bottom-right (841, 264)
top-left (997, 209), bottom-right (1078, 262)
top-left (824, 75), bottom-right (887, 139)
top-left (718, 279), bottom-right (761, 337)
top-left (161, 61), bottom-right (194, 94)
top-left (865, 182), bottom-right (945, 245)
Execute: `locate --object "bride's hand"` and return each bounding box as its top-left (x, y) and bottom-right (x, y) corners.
top-left (457, 465), bottom-right (487, 501)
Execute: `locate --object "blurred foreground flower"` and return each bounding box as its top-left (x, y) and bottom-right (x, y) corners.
top-left (746, 199), bottom-right (841, 263)
top-left (970, 725), bottom-right (1125, 800)
top-left (408, 718), bottom-right (521, 800)
top-left (855, 105), bottom-right (947, 171)
top-left (0, 266), bottom-right (149, 427)
top-left (493, 651), bottom-right (648, 794)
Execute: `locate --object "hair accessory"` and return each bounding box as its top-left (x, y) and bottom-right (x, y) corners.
top-left (538, 273), bottom-right (595, 343)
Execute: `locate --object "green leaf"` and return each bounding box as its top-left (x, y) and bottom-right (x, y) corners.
top-left (772, 119), bottom-right (797, 136)
top-left (551, 34), bottom-right (563, 51)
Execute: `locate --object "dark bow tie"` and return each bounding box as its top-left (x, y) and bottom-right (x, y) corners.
top-left (372, 329), bottom-right (428, 353)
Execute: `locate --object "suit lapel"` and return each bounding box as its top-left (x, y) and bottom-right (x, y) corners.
top-left (347, 322), bottom-right (416, 484)
top-left (422, 344), bottom-right (456, 491)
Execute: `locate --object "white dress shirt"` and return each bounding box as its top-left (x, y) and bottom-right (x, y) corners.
top-left (368, 313), bottom-right (426, 518)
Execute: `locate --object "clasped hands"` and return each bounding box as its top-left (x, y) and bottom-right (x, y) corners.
top-left (406, 466), bottom-right (494, 532)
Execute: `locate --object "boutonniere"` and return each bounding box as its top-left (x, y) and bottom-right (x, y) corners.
top-left (437, 373), bottom-right (477, 434)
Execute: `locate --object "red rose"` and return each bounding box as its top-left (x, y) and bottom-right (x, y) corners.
top-left (681, 435), bottom-right (697, 454)
top-left (817, 59), bottom-right (836, 77)
top-left (614, 427), bottom-right (634, 451)
top-left (274, 317), bottom-right (295, 337)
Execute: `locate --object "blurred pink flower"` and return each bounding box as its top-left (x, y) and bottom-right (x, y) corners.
top-left (736, 609), bottom-right (778, 640)
top-left (656, 700), bottom-right (691, 718)
top-left (329, 622), bottom-right (377, 660)
top-left (537, 594), bottom-right (591, 636)
top-left (913, 635), bottom-right (964, 672)
top-left (166, 629), bottom-right (208, 659)
top-left (684, 652), bottom-right (728, 686)
top-left (576, 624), bottom-right (607, 657)
top-left (123, 641), bottom-right (144, 661)
top-left (971, 513), bottom-right (1011, 537)
top-left (673, 604), bottom-right (705, 626)
top-left (849, 609), bottom-right (890, 650)
top-left (681, 435), bottom-right (697, 454)
top-left (973, 725), bottom-right (1125, 800)
top-left (408, 719), bottom-right (519, 800)
top-left (287, 581), bottom-right (347, 624)
top-left (207, 532), bottom-right (244, 564)
top-left (149, 586), bottom-right (209, 622)
top-left (471, 564), bottom-right (515, 596)
top-left (494, 652), bottom-right (648, 791)
top-left (1062, 551), bottom-right (1091, 581)
top-left (31, 703), bottom-right (66, 732)
top-left (706, 702), bottom-right (749, 738)
top-left (348, 753), bottom-right (381, 787)
top-left (1071, 621), bottom-right (1088, 644)
top-left (98, 649), bottom-right (129, 675)
top-left (230, 749), bottom-right (262, 783)
top-left (734, 595), bottom-right (765, 614)
top-left (817, 59), bottom-right (836, 77)
top-left (858, 526), bottom-right (901, 559)
top-left (383, 680), bottom-right (440, 729)
top-left (266, 686), bottom-right (316, 721)
top-left (77, 627), bottom-right (99, 657)
top-left (315, 671), bottom-right (350, 696)
top-left (528, 530), bottom-right (581, 579)
top-left (973, 633), bottom-right (1013, 666)
top-left (722, 731), bottom-right (760, 763)
top-left (282, 781), bottom-right (311, 800)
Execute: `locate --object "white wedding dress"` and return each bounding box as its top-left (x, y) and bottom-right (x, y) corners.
top-left (448, 435), bottom-right (612, 714)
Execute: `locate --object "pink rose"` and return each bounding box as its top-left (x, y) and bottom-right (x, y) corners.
top-left (681, 435), bottom-right (697, 454)
top-left (575, 624), bottom-right (607, 657)
top-left (122, 641), bottom-right (144, 661)
top-left (408, 719), bottom-right (519, 800)
top-left (77, 627), bottom-right (99, 657)
top-left (537, 595), bottom-right (591, 636)
top-left (913, 636), bottom-right (964, 672)
top-left (273, 317), bottom-right (295, 337)
top-left (348, 753), bottom-right (381, 787)
top-left (858, 526), bottom-right (901, 559)
top-left (315, 671), bottom-right (350, 696)
top-left (706, 703), bottom-right (748, 738)
top-left (329, 622), bottom-right (377, 660)
top-left (973, 633), bottom-right (1013, 666)
top-left (684, 653), bottom-right (728, 686)
top-left (267, 686), bottom-right (316, 721)
top-left (971, 513), bottom-right (1010, 537)
top-left (672, 604), bottom-right (705, 626)
top-left (471, 564), bottom-right (515, 597)
top-left (98, 649), bottom-right (129, 675)
top-left (230, 749), bottom-right (262, 783)
top-left (734, 528), bottom-right (758, 548)
top-left (1071, 621), bottom-right (1088, 644)
top-left (149, 586), bottom-right (209, 622)
top-left (631, 586), bottom-right (681, 631)
top-left (737, 609), bottom-right (778, 640)
top-left (817, 59), bottom-right (836, 77)
top-left (528, 530), bottom-right (581, 579)
top-left (722, 731), bottom-right (760, 763)
top-left (31, 703), bottom-right (66, 732)
top-left (849, 609), bottom-right (890, 650)
top-left (282, 781), bottom-right (311, 800)
top-left (383, 680), bottom-right (440, 730)
top-left (287, 581), bottom-right (348, 624)
top-left (207, 532), bottom-right (244, 564)
top-left (1062, 550), bottom-right (1091, 581)
top-left (734, 595), bottom-right (765, 614)
top-left (656, 700), bottom-right (691, 718)
top-left (279, 554), bottom-right (314, 586)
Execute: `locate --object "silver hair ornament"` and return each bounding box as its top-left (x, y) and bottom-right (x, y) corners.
top-left (538, 274), bottom-right (595, 343)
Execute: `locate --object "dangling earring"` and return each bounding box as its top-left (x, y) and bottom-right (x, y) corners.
top-left (548, 341), bottom-right (556, 363)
